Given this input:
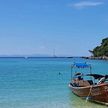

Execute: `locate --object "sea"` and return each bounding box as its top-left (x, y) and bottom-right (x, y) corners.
top-left (0, 57), bottom-right (108, 108)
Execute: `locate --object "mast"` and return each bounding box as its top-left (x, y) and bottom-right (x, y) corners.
top-left (53, 49), bottom-right (56, 57)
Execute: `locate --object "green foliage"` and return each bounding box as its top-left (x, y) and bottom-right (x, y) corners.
top-left (92, 37), bottom-right (108, 57)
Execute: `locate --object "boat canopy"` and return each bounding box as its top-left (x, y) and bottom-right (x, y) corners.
top-left (72, 63), bottom-right (91, 68)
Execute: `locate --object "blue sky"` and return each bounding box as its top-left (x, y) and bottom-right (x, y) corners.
top-left (0, 0), bottom-right (108, 56)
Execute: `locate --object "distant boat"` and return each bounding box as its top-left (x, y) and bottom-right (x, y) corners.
top-left (69, 63), bottom-right (108, 105)
top-left (53, 49), bottom-right (57, 58)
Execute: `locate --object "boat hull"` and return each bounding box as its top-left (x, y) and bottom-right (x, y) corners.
top-left (69, 83), bottom-right (108, 104)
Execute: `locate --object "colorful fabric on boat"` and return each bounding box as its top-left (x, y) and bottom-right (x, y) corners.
top-left (73, 63), bottom-right (90, 68)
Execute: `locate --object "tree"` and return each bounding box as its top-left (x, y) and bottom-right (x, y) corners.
top-left (90, 37), bottom-right (108, 57)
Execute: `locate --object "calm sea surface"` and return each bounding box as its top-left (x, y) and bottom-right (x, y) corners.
top-left (0, 57), bottom-right (108, 108)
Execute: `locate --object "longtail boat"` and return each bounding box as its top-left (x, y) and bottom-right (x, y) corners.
top-left (69, 63), bottom-right (108, 105)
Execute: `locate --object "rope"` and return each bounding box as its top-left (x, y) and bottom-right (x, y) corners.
top-left (86, 86), bottom-right (93, 102)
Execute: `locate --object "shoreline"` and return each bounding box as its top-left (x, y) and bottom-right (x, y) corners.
top-left (82, 56), bottom-right (108, 60)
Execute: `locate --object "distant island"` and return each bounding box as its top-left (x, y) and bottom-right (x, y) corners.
top-left (88, 37), bottom-right (108, 60)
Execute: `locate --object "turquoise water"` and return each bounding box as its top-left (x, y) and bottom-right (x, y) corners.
top-left (0, 57), bottom-right (108, 108)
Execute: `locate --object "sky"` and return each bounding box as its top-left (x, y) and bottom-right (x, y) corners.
top-left (0, 0), bottom-right (108, 56)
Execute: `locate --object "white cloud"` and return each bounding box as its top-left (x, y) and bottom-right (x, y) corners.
top-left (69, 1), bottom-right (103, 9)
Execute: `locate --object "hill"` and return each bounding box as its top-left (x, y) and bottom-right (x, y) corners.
top-left (90, 37), bottom-right (108, 57)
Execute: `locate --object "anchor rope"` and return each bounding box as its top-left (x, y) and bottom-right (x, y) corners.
top-left (86, 85), bottom-right (93, 102)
